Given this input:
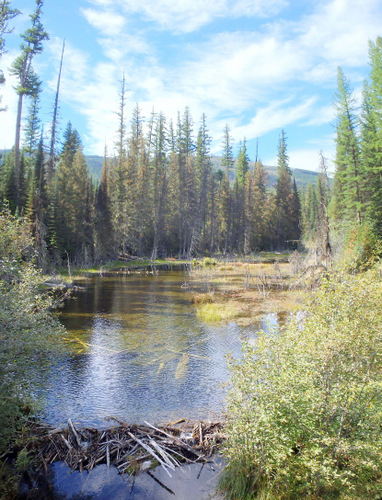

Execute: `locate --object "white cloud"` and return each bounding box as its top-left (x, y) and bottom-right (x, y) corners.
top-left (44, 40), bottom-right (120, 154)
top-left (231, 0), bottom-right (288, 17)
top-left (231, 97), bottom-right (318, 140)
top-left (0, 51), bottom-right (20, 150)
top-left (297, 0), bottom-right (381, 72)
top-left (81, 8), bottom-right (126, 36)
top-left (2, 0), bottom-right (380, 160)
top-left (265, 147), bottom-right (336, 173)
top-left (304, 105), bottom-right (335, 127)
top-left (61, 0), bottom-right (382, 153)
top-left (96, 33), bottom-right (151, 63)
top-left (86, 0), bottom-right (288, 33)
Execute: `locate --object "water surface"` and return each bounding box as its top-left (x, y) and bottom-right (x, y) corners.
top-left (35, 267), bottom-right (283, 499)
top-left (42, 267), bottom-right (273, 427)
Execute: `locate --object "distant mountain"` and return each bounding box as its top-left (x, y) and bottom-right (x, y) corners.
top-left (0, 151), bottom-right (325, 190)
top-left (85, 155), bottom-right (324, 190)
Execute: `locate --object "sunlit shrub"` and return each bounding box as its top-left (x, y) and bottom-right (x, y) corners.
top-left (222, 271), bottom-right (382, 499)
top-left (201, 257), bottom-right (218, 267)
top-left (337, 222), bottom-right (382, 272)
top-left (0, 208), bottom-right (66, 455)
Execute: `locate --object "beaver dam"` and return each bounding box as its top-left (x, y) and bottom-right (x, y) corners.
top-left (28, 418), bottom-right (225, 476)
top-left (26, 265), bottom-right (301, 497)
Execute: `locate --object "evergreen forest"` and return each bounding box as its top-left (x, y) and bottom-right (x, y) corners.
top-left (3, 1), bottom-right (382, 498)
top-left (1, 2), bottom-right (382, 270)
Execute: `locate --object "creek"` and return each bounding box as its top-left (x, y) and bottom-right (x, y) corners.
top-left (35, 266), bottom-right (282, 499)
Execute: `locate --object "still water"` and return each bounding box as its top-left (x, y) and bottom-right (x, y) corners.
top-left (42, 267), bottom-right (275, 427)
top-left (38, 267), bottom-right (280, 499)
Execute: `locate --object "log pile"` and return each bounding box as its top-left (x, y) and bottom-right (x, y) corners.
top-left (27, 418), bottom-right (225, 477)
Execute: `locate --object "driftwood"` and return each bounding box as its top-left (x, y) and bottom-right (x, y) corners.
top-left (25, 419), bottom-right (225, 477)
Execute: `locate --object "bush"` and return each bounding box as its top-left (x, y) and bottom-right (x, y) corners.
top-left (222, 271), bottom-right (382, 499)
top-left (337, 222), bottom-right (382, 272)
top-left (0, 209), bottom-right (66, 455)
top-left (201, 257), bottom-right (218, 267)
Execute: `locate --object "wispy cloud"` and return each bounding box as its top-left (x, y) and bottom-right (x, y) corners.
top-left (86, 0), bottom-right (289, 33)
top-left (81, 8), bottom-right (126, 36)
top-left (0, 0), bottom-right (380, 172)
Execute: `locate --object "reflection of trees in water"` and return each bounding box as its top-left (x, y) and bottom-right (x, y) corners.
top-left (45, 271), bottom-right (261, 424)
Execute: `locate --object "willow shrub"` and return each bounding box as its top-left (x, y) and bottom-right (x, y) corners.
top-left (0, 209), bottom-right (66, 455)
top-left (222, 271), bottom-right (382, 499)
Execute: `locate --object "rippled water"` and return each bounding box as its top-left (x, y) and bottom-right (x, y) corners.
top-left (41, 267), bottom-right (277, 427)
top-left (33, 267), bottom-right (285, 499)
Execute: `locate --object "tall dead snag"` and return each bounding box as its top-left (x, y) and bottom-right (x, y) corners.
top-left (47, 39), bottom-right (65, 185)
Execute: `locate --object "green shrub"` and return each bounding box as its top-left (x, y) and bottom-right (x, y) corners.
top-left (222, 271), bottom-right (382, 499)
top-left (0, 209), bottom-right (66, 455)
top-left (201, 257), bottom-right (218, 267)
top-left (337, 222), bottom-right (382, 272)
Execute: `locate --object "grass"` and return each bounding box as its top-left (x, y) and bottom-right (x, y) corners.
top-left (49, 257), bottom-right (187, 282)
top-left (196, 302), bottom-right (241, 323)
top-left (189, 259), bottom-right (303, 325)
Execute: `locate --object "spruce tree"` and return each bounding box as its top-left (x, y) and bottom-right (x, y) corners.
top-left (10, 0), bottom-right (48, 204)
top-left (151, 112), bottom-right (168, 259)
top-left (361, 38), bottom-right (382, 232)
top-left (250, 160), bottom-right (269, 250)
top-left (331, 67), bottom-right (363, 225)
top-left (195, 113), bottom-right (212, 253)
top-left (275, 130), bottom-right (297, 249)
top-left (95, 149), bottom-right (115, 261)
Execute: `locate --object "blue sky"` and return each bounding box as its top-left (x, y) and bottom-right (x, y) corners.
top-left (0, 0), bottom-right (381, 172)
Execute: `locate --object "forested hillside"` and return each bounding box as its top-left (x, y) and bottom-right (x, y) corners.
top-left (81, 153), bottom-right (322, 190)
top-left (0, 0), bottom-right (382, 273)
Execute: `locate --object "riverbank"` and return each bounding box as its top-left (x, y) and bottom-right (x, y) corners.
top-left (48, 253), bottom-right (307, 327)
top-left (46, 257), bottom-right (188, 285)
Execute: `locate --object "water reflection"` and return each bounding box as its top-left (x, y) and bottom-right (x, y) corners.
top-left (41, 269), bottom-right (280, 427)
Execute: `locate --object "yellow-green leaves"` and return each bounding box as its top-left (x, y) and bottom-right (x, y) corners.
top-left (222, 271), bottom-right (382, 499)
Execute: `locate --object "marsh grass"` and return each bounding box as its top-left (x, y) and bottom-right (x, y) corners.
top-left (189, 260), bottom-right (302, 324)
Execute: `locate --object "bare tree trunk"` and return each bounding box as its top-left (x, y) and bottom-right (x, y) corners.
top-left (48, 39), bottom-right (65, 185)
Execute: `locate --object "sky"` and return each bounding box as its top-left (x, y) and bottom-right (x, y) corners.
top-left (0, 0), bottom-right (381, 173)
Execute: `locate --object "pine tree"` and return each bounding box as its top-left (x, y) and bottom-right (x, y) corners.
top-left (55, 126), bottom-right (90, 261)
top-left (10, 0), bottom-right (48, 203)
top-left (23, 87), bottom-right (41, 158)
top-left (235, 139), bottom-right (250, 252)
top-left (330, 67), bottom-right (363, 225)
top-left (195, 113), bottom-right (212, 253)
top-left (250, 160), bottom-right (269, 250)
top-left (130, 104), bottom-right (150, 256)
top-left (151, 112), bottom-right (168, 259)
top-left (301, 183), bottom-right (318, 242)
top-left (176, 108), bottom-right (196, 257)
top-left (275, 130), bottom-right (300, 249)
top-left (95, 148), bottom-right (115, 261)
top-left (218, 125), bottom-right (234, 253)
top-left (360, 38), bottom-right (382, 233)
top-left (316, 152), bottom-right (331, 265)
top-left (25, 135), bottom-right (48, 269)
top-left (47, 39), bottom-right (65, 186)
top-left (109, 76), bottom-right (129, 255)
